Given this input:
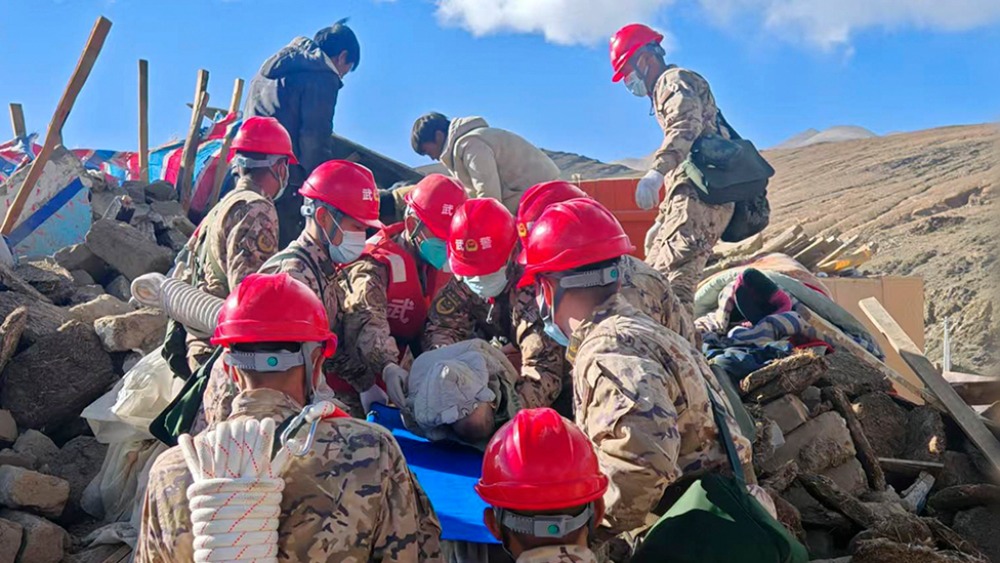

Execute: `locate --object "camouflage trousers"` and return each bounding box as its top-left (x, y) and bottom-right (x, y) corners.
top-left (646, 182), bottom-right (734, 314)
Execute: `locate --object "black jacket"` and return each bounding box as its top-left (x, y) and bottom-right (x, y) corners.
top-left (245, 37), bottom-right (343, 184)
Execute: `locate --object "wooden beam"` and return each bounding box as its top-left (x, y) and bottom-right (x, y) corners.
top-left (178, 69), bottom-right (210, 212)
top-left (757, 224), bottom-right (803, 256)
top-left (206, 78), bottom-right (244, 209)
top-left (878, 457), bottom-right (944, 478)
top-left (860, 297), bottom-right (1000, 477)
top-left (1, 16), bottom-right (112, 235)
top-left (816, 235), bottom-right (859, 268)
top-left (945, 371), bottom-right (1000, 406)
top-left (8, 103), bottom-right (25, 138)
top-left (137, 59), bottom-right (149, 184)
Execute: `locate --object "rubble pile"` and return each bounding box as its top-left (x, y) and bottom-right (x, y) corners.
top-left (745, 350), bottom-right (997, 562)
top-left (0, 174), bottom-right (185, 562)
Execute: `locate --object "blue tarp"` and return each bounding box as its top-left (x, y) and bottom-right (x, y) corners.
top-left (368, 404), bottom-right (497, 544)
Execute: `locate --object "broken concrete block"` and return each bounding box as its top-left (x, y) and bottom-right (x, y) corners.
top-left (0, 517), bottom-right (21, 563)
top-left (103, 274), bottom-right (131, 302)
top-left (0, 292), bottom-right (70, 345)
top-left (0, 466), bottom-right (69, 518)
top-left (68, 294), bottom-right (134, 326)
top-left (820, 349), bottom-right (892, 398)
top-left (122, 180), bottom-right (146, 203)
top-left (14, 260), bottom-right (76, 306)
top-left (824, 457), bottom-right (867, 496)
top-left (903, 406), bottom-right (946, 462)
top-left (53, 243), bottom-right (107, 282)
top-left (0, 449), bottom-right (35, 470)
top-left (85, 219), bottom-right (174, 280)
top-left (853, 392), bottom-right (908, 458)
top-left (0, 510), bottom-right (68, 563)
top-left (763, 411), bottom-right (856, 474)
top-left (1, 321), bottom-right (115, 431)
top-left (70, 284), bottom-right (106, 305)
top-left (13, 430), bottom-right (58, 465)
top-left (800, 386), bottom-right (822, 412)
top-left (151, 199), bottom-right (184, 218)
top-left (145, 180), bottom-right (176, 202)
top-left (43, 436), bottom-right (107, 524)
top-left (69, 269), bottom-right (95, 286)
top-left (762, 395), bottom-right (810, 434)
top-left (0, 412), bottom-right (15, 445)
top-left (94, 308), bottom-right (166, 353)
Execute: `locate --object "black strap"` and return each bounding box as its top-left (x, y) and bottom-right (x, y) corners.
top-left (272, 415), bottom-right (297, 458)
top-left (716, 111), bottom-right (742, 141)
top-left (707, 381), bottom-right (747, 485)
top-left (265, 247), bottom-right (326, 298)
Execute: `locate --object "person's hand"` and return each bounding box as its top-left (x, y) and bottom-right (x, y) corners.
top-left (382, 363), bottom-right (409, 408)
top-left (635, 169), bottom-right (665, 210)
top-left (360, 384), bottom-right (390, 413)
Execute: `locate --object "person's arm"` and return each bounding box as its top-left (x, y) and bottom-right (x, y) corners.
top-left (340, 259), bottom-right (400, 391)
top-left (223, 200), bottom-right (279, 290)
top-left (652, 73), bottom-right (707, 176)
top-left (512, 287), bottom-right (566, 409)
top-left (135, 460), bottom-right (194, 563)
top-left (579, 353), bottom-right (681, 534)
top-left (296, 76), bottom-right (337, 174)
top-left (373, 432), bottom-right (443, 562)
top-left (458, 137), bottom-right (503, 201)
top-left (422, 277), bottom-right (475, 351)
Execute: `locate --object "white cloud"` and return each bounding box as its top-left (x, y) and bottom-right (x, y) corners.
top-left (433, 0), bottom-right (676, 46)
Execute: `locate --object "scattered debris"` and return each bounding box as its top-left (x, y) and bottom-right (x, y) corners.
top-left (14, 260), bottom-right (76, 305)
top-left (0, 509), bottom-right (70, 563)
top-left (85, 219), bottom-right (173, 281)
top-left (68, 295), bottom-right (135, 326)
top-left (0, 466), bottom-right (69, 518)
top-left (93, 308), bottom-right (166, 353)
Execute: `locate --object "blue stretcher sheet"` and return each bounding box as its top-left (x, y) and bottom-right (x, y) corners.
top-left (368, 404), bottom-right (498, 544)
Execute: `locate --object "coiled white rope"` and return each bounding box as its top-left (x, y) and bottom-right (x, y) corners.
top-left (179, 402), bottom-right (347, 562)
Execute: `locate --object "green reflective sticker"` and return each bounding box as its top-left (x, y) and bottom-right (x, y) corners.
top-left (267, 356), bottom-right (278, 367)
top-left (611, 268), bottom-right (619, 279)
top-left (547, 524), bottom-right (559, 535)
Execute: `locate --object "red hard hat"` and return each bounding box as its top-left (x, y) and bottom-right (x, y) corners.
top-left (299, 160), bottom-right (384, 229)
top-left (476, 408), bottom-right (609, 511)
top-left (404, 174), bottom-right (469, 239)
top-left (227, 116), bottom-right (299, 164)
top-left (448, 199), bottom-right (517, 277)
top-left (212, 273), bottom-right (336, 356)
top-left (516, 181), bottom-right (590, 264)
top-left (609, 23), bottom-right (664, 83)
top-left (518, 199), bottom-right (635, 287)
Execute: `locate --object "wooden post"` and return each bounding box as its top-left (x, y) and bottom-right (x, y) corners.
top-left (1, 16), bottom-right (112, 235)
top-left (178, 69), bottom-right (210, 212)
top-left (8, 104), bottom-right (25, 139)
top-left (206, 78), bottom-right (245, 209)
top-left (137, 59), bottom-right (149, 184)
top-left (860, 297), bottom-right (1000, 477)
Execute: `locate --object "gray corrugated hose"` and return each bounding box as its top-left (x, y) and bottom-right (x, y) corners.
top-left (131, 273), bottom-right (224, 335)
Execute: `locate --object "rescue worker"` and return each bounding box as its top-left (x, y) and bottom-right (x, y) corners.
top-left (423, 198), bottom-right (566, 410)
top-left (476, 408), bottom-right (608, 563)
top-left (516, 180), bottom-right (698, 347)
top-left (410, 112), bottom-right (560, 213)
top-left (336, 173), bottom-right (469, 416)
top-left (202, 160), bottom-right (383, 427)
top-left (137, 273), bottom-right (442, 562)
top-left (609, 23), bottom-right (734, 310)
top-left (170, 116), bottom-right (289, 374)
top-left (246, 20), bottom-right (361, 246)
top-left (519, 198), bottom-right (752, 545)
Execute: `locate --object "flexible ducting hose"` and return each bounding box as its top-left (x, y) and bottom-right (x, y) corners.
top-left (132, 273), bottom-right (224, 335)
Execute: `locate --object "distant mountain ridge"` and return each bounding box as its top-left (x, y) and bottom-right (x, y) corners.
top-left (774, 126), bottom-right (878, 149)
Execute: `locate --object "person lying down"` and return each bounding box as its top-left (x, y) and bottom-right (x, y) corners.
top-left (387, 339), bottom-right (523, 449)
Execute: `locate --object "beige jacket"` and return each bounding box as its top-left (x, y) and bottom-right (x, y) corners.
top-left (440, 116), bottom-right (560, 213)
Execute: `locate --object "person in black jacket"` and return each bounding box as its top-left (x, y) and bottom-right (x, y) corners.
top-left (245, 20), bottom-right (360, 246)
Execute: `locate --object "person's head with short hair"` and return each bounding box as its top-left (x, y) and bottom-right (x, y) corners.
top-left (476, 408), bottom-right (608, 558)
top-left (228, 117), bottom-right (298, 200)
top-left (517, 199), bottom-right (634, 345)
top-left (314, 19), bottom-right (360, 78)
top-left (212, 273), bottom-right (337, 406)
top-left (411, 112), bottom-right (451, 160)
top-left (451, 402), bottom-right (495, 443)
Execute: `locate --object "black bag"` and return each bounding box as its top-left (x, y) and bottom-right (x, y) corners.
top-left (682, 113), bottom-right (774, 206)
top-left (722, 191), bottom-right (771, 242)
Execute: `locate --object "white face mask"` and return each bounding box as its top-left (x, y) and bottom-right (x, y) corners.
top-left (463, 268), bottom-right (508, 299)
top-left (329, 229), bottom-right (366, 264)
top-left (625, 70), bottom-right (648, 98)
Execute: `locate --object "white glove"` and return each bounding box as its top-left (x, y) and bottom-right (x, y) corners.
top-left (635, 169), bottom-right (665, 210)
top-left (382, 362), bottom-right (409, 409)
top-left (360, 384), bottom-right (389, 413)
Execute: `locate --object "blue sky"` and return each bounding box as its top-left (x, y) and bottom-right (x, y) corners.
top-left (0, 0), bottom-right (997, 168)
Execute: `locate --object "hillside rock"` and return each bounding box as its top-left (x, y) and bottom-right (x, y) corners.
top-left (68, 295), bottom-right (134, 326)
top-left (0, 517), bottom-right (21, 563)
top-left (85, 219), bottom-right (173, 280)
top-left (14, 260), bottom-right (75, 305)
top-left (94, 308), bottom-right (166, 353)
top-left (0, 321), bottom-right (115, 431)
top-left (0, 510), bottom-right (68, 563)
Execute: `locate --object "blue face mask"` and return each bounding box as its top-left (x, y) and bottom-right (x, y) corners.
top-left (537, 287), bottom-right (570, 347)
top-left (418, 238), bottom-right (448, 270)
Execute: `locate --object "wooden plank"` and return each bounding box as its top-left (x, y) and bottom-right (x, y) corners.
top-left (8, 103), bottom-right (25, 138)
top-left (1, 16), bottom-right (112, 235)
top-left (945, 371), bottom-right (1000, 406)
top-left (756, 224), bottom-right (803, 256)
top-left (817, 235), bottom-right (859, 268)
top-left (137, 59), bottom-right (149, 184)
top-left (878, 457), bottom-right (944, 478)
top-left (860, 297), bottom-right (1000, 476)
top-left (178, 69), bottom-right (210, 213)
top-left (206, 77), bottom-right (245, 209)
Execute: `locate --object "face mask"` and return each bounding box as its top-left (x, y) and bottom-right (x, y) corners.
top-left (625, 70), bottom-right (648, 98)
top-left (273, 162), bottom-right (290, 200)
top-left (537, 285), bottom-right (570, 347)
top-left (418, 238), bottom-right (448, 270)
top-left (464, 268), bottom-right (508, 300)
top-left (329, 230), bottom-right (366, 264)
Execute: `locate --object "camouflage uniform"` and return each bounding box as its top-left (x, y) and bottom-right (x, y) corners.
top-left (644, 66), bottom-right (735, 311)
top-left (175, 176), bottom-right (279, 370)
top-left (566, 294), bottom-right (752, 537)
top-left (423, 261), bottom-right (566, 410)
top-left (136, 388), bottom-right (443, 562)
top-left (517, 545), bottom-right (599, 563)
top-left (619, 256), bottom-right (697, 347)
